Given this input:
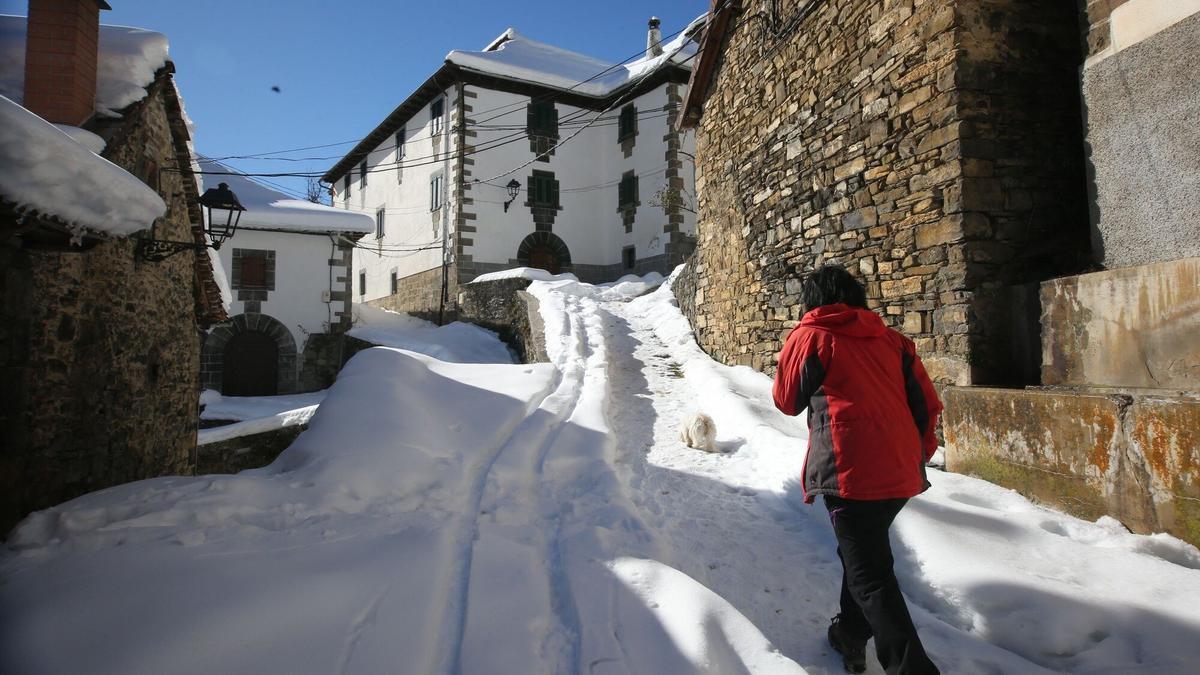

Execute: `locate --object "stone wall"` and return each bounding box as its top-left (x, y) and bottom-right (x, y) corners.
top-left (369, 264), bottom-right (458, 323)
top-left (677, 0), bottom-right (1087, 385)
top-left (457, 278), bottom-right (547, 363)
top-left (0, 79), bottom-right (202, 533)
top-left (196, 424), bottom-right (306, 475)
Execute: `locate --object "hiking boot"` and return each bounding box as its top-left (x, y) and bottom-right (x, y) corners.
top-left (828, 615), bottom-right (868, 674)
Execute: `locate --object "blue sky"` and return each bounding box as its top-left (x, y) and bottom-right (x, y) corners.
top-left (4, 0), bottom-right (706, 199)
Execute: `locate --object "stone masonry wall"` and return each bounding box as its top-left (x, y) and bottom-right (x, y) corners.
top-left (0, 79), bottom-right (201, 533)
top-left (368, 263), bottom-right (459, 324)
top-left (677, 0), bottom-right (1087, 385)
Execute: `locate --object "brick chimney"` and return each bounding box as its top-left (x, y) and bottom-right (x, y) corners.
top-left (22, 0), bottom-right (111, 125)
top-left (647, 17), bottom-right (663, 57)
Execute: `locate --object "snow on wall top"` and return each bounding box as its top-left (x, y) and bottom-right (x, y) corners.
top-left (0, 94), bottom-right (166, 235)
top-left (445, 19), bottom-right (702, 97)
top-left (0, 14), bottom-right (169, 117)
top-left (197, 158), bottom-right (375, 234)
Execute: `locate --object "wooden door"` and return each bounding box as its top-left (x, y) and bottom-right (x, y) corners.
top-left (528, 245), bottom-right (560, 274)
top-left (222, 331), bottom-right (278, 396)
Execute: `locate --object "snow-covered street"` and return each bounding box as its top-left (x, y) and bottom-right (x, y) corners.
top-left (3, 272), bottom-right (1200, 674)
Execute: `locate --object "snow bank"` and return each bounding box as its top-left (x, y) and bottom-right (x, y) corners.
top-left (470, 266), bottom-right (579, 284)
top-left (0, 95), bottom-right (165, 235)
top-left (94, 24), bottom-right (169, 117)
top-left (52, 124), bottom-right (106, 153)
top-left (447, 17), bottom-right (702, 97)
top-left (197, 404), bottom-right (318, 446)
top-left (197, 390), bottom-right (327, 446)
top-left (0, 15), bottom-right (168, 116)
top-left (349, 304), bottom-right (515, 364)
top-left (197, 158), bottom-right (374, 233)
top-left (1, 347), bottom-right (557, 675)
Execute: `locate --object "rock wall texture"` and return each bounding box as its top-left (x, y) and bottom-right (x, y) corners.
top-left (0, 80), bottom-right (202, 534)
top-left (368, 264), bottom-right (458, 324)
top-left (676, 0), bottom-right (1088, 385)
top-left (196, 424), bottom-right (306, 475)
top-left (1081, 10), bottom-right (1200, 269)
top-left (457, 278), bottom-right (547, 364)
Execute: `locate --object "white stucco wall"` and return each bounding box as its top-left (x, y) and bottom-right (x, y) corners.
top-left (334, 87), bottom-right (458, 303)
top-left (333, 76), bottom-right (696, 297)
top-left (217, 228), bottom-right (347, 351)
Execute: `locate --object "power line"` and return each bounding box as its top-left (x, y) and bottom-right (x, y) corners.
top-left (197, 17), bottom-right (704, 165)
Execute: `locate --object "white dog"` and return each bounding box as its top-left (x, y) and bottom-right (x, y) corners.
top-left (680, 411), bottom-right (717, 452)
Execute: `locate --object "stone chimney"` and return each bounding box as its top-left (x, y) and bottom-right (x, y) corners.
top-left (23, 0), bottom-right (111, 125)
top-left (647, 17), bottom-right (663, 57)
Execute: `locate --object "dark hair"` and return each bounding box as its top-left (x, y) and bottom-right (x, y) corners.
top-left (800, 264), bottom-right (868, 313)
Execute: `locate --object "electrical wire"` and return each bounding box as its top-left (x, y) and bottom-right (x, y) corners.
top-left (197, 18), bottom-right (703, 164)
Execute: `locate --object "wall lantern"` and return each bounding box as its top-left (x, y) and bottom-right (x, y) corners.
top-left (137, 182), bottom-right (245, 262)
top-left (503, 179), bottom-right (521, 212)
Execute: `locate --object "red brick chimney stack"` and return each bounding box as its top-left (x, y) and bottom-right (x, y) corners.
top-left (22, 0), bottom-right (111, 125)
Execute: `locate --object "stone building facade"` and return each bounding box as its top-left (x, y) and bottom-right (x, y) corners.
top-left (0, 4), bottom-right (225, 533)
top-left (678, 0), bottom-right (1200, 545)
top-left (676, 0), bottom-right (1088, 385)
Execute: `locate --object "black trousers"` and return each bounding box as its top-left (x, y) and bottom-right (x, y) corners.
top-left (825, 495), bottom-right (938, 675)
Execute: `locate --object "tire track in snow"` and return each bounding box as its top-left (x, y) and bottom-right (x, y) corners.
top-left (447, 292), bottom-right (596, 674)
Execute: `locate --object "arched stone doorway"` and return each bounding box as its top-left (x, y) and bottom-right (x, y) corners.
top-left (517, 231), bottom-right (571, 275)
top-left (201, 313), bottom-right (298, 395)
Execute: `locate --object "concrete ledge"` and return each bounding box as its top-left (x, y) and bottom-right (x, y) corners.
top-left (944, 386), bottom-right (1200, 546)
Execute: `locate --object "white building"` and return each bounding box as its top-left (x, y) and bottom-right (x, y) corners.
top-left (197, 159), bottom-right (375, 396)
top-left (322, 17), bottom-right (703, 319)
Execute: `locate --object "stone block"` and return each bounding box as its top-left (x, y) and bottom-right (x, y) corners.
top-left (915, 215), bottom-right (965, 249)
top-left (1041, 257), bottom-right (1200, 389)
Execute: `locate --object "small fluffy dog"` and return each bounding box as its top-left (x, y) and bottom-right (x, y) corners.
top-left (680, 411), bottom-right (717, 452)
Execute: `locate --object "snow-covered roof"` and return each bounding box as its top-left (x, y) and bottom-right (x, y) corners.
top-left (446, 19), bottom-right (703, 97)
top-left (0, 14), bottom-right (168, 117)
top-left (197, 158), bottom-right (375, 234)
top-left (0, 94), bottom-right (165, 235)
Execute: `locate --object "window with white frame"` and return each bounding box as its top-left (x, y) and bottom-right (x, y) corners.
top-left (430, 172), bottom-right (444, 211)
top-left (375, 206), bottom-right (385, 239)
top-left (431, 98), bottom-right (444, 136)
top-left (343, 174), bottom-right (351, 203)
top-left (359, 160), bottom-right (368, 189)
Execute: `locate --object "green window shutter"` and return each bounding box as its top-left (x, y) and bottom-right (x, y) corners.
top-left (551, 178), bottom-right (560, 207)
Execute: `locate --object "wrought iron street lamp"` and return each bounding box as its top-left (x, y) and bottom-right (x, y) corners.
top-left (137, 181), bottom-right (245, 262)
top-left (503, 179), bottom-right (521, 212)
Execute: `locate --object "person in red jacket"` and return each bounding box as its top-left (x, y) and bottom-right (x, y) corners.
top-left (773, 265), bottom-right (942, 675)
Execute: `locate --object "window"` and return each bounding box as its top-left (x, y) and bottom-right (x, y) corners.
top-left (359, 270), bottom-right (366, 296)
top-left (232, 249), bottom-right (275, 291)
top-left (360, 160), bottom-right (368, 189)
top-left (618, 104), bottom-right (637, 141)
top-left (396, 128), bottom-right (406, 184)
top-left (375, 206), bottom-right (386, 239)
top-left (623, 246), bottom-right (636, 270)
top-left (431, 98), bottom-right (444, 135)
top-left (530, 170), bottom-right (560, 208)
top-left (239, 254), bottom-right (267, 289)
top-left (343, 174), bottom-right (351, 202)
top-left (527, 99), bottom-right (557, 136)
top-left (430, 172), bottom-right (444, 211)
top-left (390, 270), bottom-right (398, 294)
top-left (618, 171), bottom-right (638, 209)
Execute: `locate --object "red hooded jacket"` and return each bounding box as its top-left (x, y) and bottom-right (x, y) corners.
top-left (772, 304), bottom-right (942, 503)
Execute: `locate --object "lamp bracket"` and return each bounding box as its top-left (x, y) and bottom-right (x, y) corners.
top-left (136, 237), bottom-right (207, 262)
